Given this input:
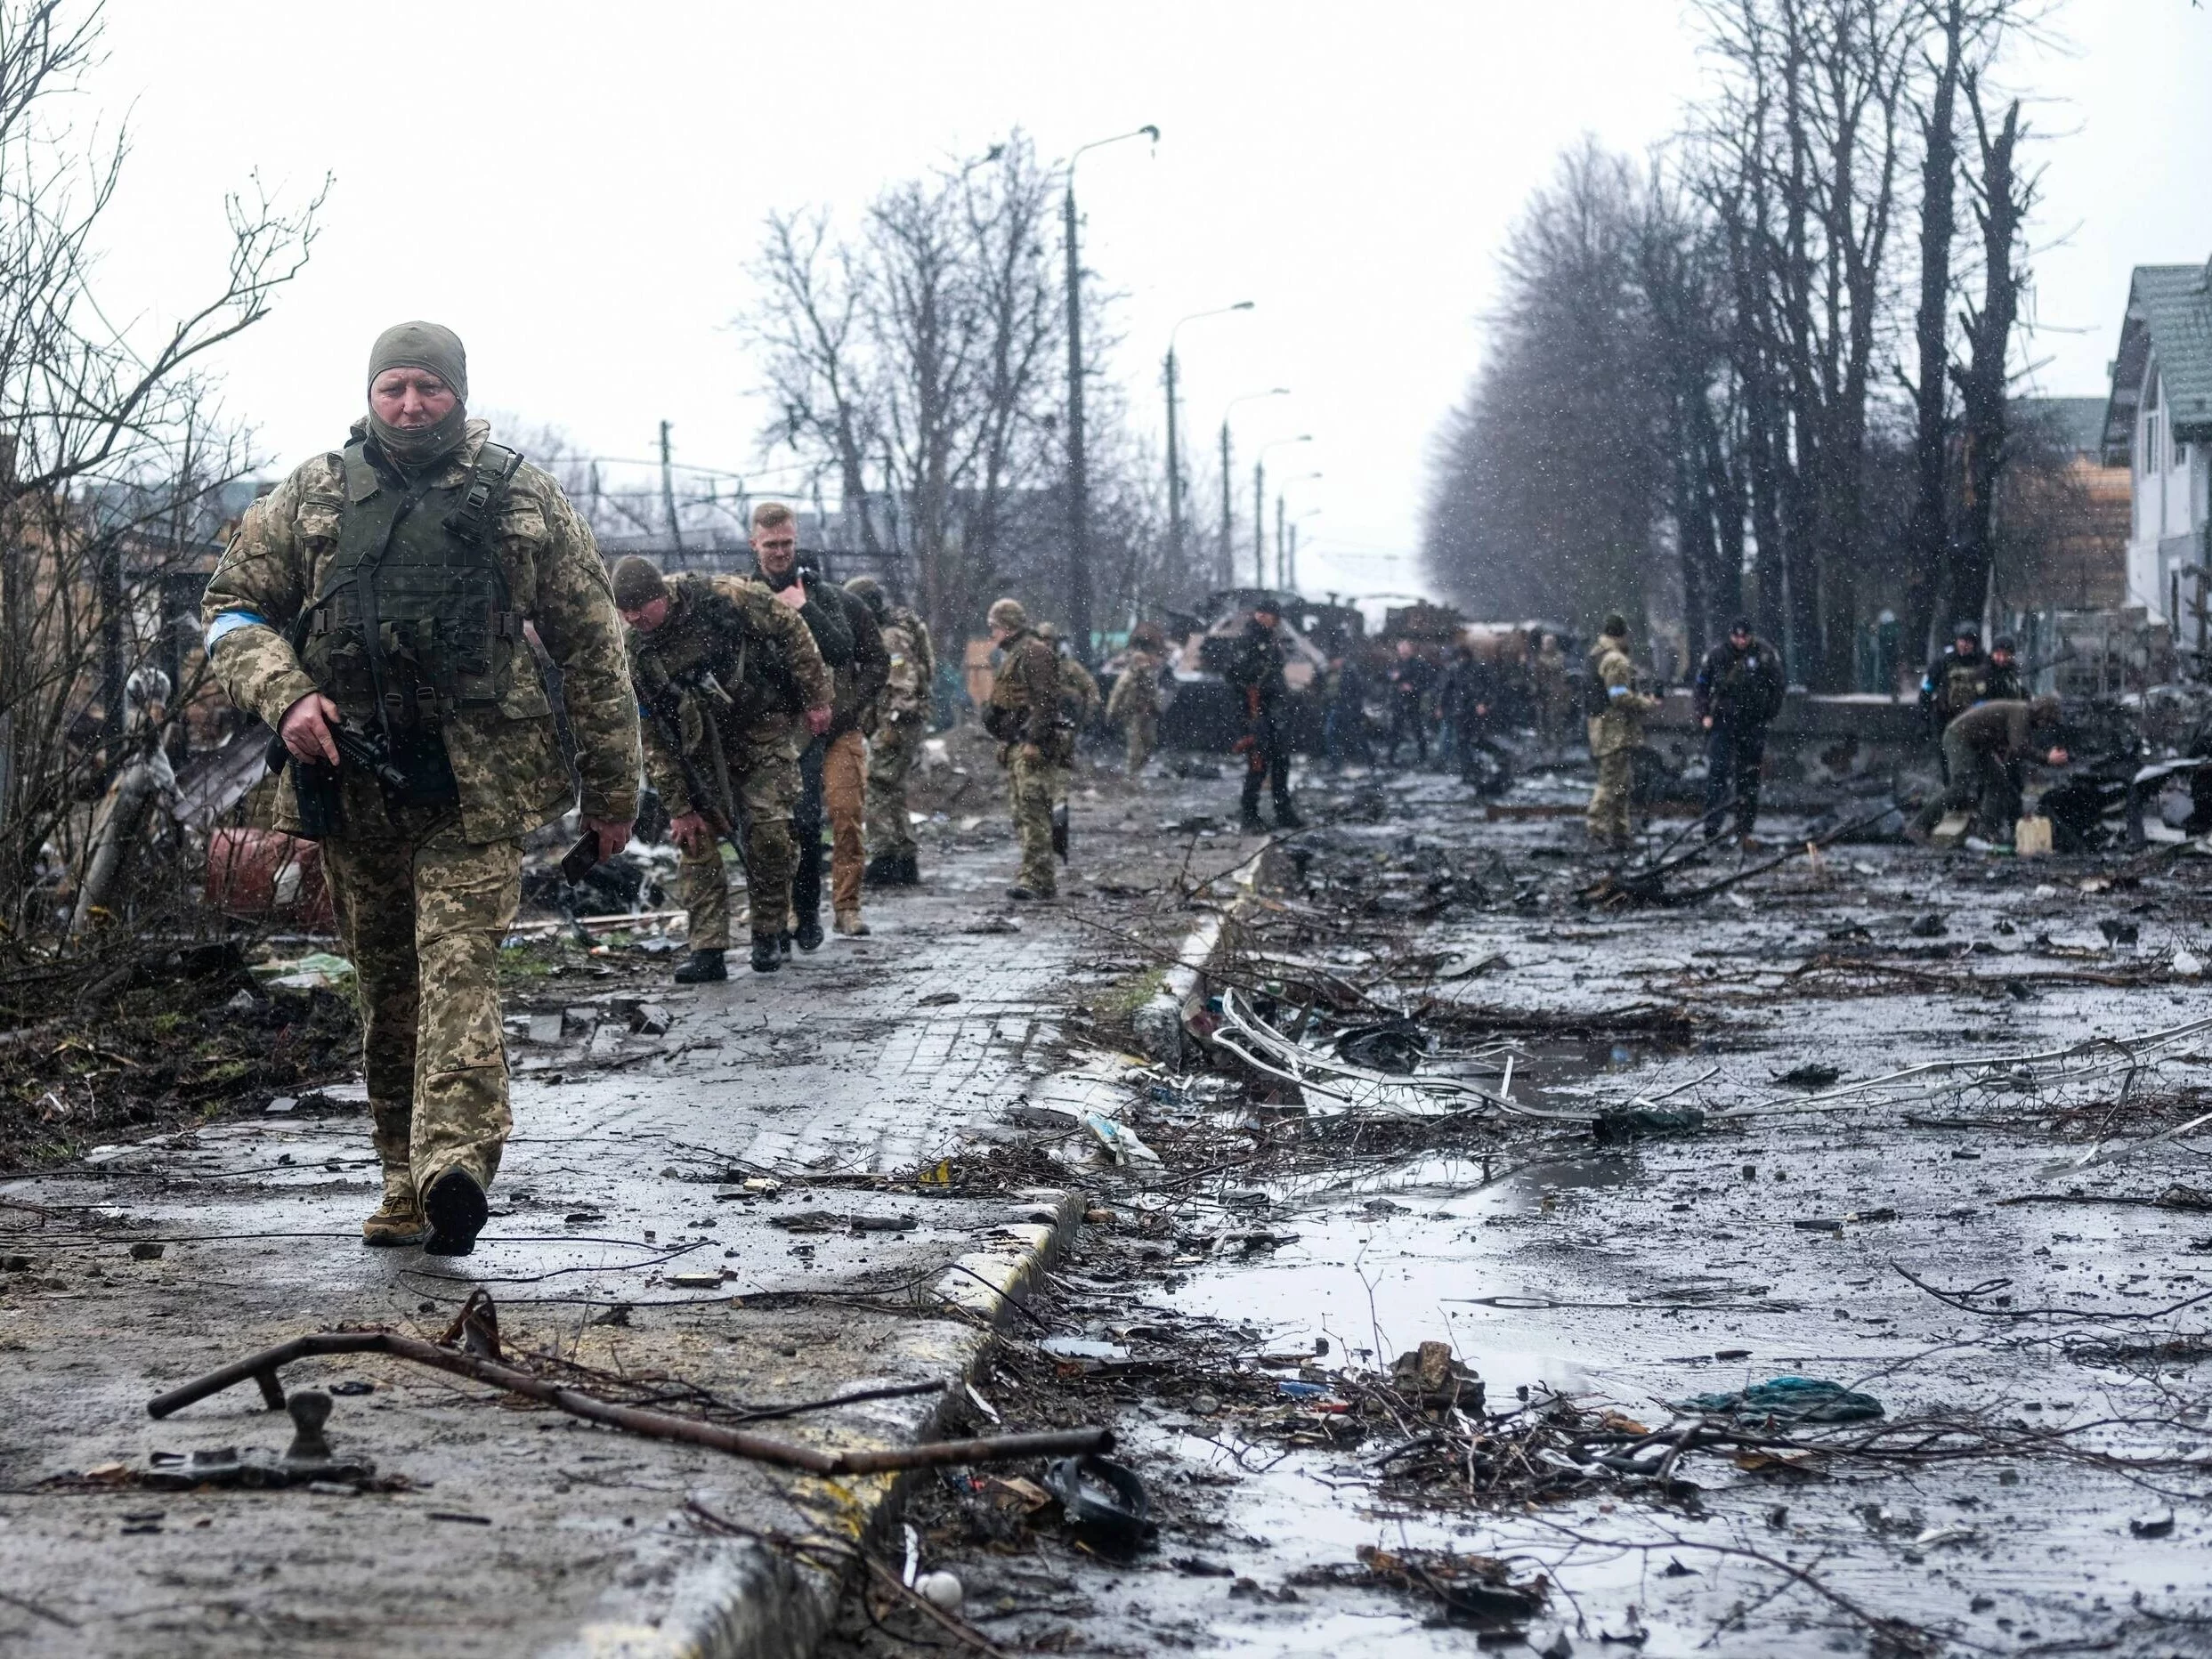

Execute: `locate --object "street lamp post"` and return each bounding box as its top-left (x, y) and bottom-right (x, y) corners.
top-left (1252, 434), bottom-right (1312, 590)
top-left (1063, 124), bottom-right (1158, 667)
top-left (1164, 303), bottom-right (1253, 583)
top-left (1218, 387), bottom-right (1288, 589)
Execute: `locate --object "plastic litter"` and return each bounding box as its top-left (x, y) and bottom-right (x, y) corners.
top-left (1041, 1452), bottom-right (1150, 1549)
top-left (914, 1570), bottom-right (963, 1609)
top-left (1677, 1376), bottom-right (1884, 1424)
top-left (1082, 1111), bottom-right (1161, 1166)
top-left (1332, 1019), bottom-right (1429, 1075)
top-left (1039, 1336), bottom-right (1129, 1362)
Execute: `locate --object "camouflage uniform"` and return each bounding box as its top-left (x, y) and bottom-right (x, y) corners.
top-left (201, 417), bottom-right (640, 1227)
top-left (628, 574), bottom-right (832, 950)
top-left (1584, 633), bottom-right (1656, 846)
top-left (985, 615), bottom-right (1065, 896)
top-left (1106, 645), bottom-right (1163, 774)
top-left (865, 604), bottom-right (934, 868)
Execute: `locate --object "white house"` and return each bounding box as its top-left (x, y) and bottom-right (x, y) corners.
top-left (2102, 263), bottom-right (2212, 625)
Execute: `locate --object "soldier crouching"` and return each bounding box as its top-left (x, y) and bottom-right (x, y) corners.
top-left (614, 556), bottom-right (832, 978)
top-left (200, 322), bottom-right (640, 1256)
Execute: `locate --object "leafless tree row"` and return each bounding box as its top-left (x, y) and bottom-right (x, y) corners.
top-left (1425, 0), bottom-right (2046, 689)
top-left (0, 0), bottom-right (320, 950)
top-left (740, 131), bottom-right (1195, 651)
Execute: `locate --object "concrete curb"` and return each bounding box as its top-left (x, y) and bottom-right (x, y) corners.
top-left (1132, 862), bottom-right (1264, 1064)
top-left (548, 1188), bottom-right (1086, 1659)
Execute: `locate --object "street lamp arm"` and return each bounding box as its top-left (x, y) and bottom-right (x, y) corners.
top-left (1070, 125), bottom-right (1161, 177)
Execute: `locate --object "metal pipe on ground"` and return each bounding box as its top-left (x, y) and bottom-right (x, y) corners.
top-left (148, 1328), bottom-right (1111, 1476)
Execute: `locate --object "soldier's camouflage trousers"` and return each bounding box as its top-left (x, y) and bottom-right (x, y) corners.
top-left (1586, 748), bottom-right (1635, 845)
top-left (866, 716), bottom-right (921, 858)
top-left (681, 735), bottom-right (800, 947)
top-left (1009, 746), bottom-right (1056, 895)
top-left (1122, 708), bottom-right (1156, 775)
top-left (321, 808), bottom-right (519, 1201)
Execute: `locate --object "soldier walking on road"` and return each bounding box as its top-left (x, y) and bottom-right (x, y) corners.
top-left (1106, 621), bottom-right (1167, 777)
top-left (1226, 601), bottom-right (1302, 834)
top-left (848, 576), bottom-right (932, 889)
top-left (1584, 613), bottom-right (1657, 852)
top-left (1693, 618), bottom-right (1785, 846)
top-left (201, 322), bottom-right (641, 1256)
top-left (617, 558), bottom-right (831, 979)
top-left (984, 598), bottom-right (1065, 900)
top-left (1036, 621), bottom-right (1098, 859)
top-left (750, 504), bottom-right (887, 944)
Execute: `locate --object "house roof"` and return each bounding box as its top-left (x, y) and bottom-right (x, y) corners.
top-left (2102, 263), bottom-right (2212, 463)
top-left (2015, 396), bottom-right (2110, 459)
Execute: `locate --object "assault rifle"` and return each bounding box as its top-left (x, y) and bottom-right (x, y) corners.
top-left (263, 717), bottom-right (417, 839)
top-left (637, 674), bottom-right (752, 882)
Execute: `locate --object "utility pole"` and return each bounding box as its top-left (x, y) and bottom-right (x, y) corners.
top-left (659, 420), bottom-right (685, 554)
top-left (1289, 521), bottom-right (1299, 594)
top-left (1062, 183), bottom-right (1090, 663)
top-left (1275, 494), bottom-right (1285, 589)
top-left (1219, 422), bottom-right (1233, 589)
top-left (1252, 458), bottom-right (1266, 589)
top-left (1163, 303), bottom-right (1251, 588)
top-left (1163, 345), bottom-right (1180, 576)
top-left (1062, 125), bottom-right (1157, 665)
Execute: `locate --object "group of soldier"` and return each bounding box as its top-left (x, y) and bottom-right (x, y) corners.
top-left (194, 320), bottom-right (1132, 1262)
top-left (1909, 623), bottom-right (2068, 846)
top-left (1321, 630), bottom-right (1576, 781)
top-left (1573, 610), bottom-right (2067, 854)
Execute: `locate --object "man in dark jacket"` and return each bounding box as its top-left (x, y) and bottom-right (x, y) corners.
top-left (1919, 623), bottom-right (1989, 781)
top-left (1384, 639), bottom-right (1435, 767)
top-left (749, 503), bottom-right (887, 947)
top-left (1226, 602), bottom-right (1301, 833)
top-left (1694, 618), bottom-right (1785, 844)
top-left (1438, 643), bottom-right (1507, 788)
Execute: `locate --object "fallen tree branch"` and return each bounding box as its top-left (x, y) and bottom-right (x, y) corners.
top-left (147, 1323), bottom-right (1109, 1475)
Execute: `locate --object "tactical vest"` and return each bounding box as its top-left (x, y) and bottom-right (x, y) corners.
top-left (1941, 659), bottom-right (1987, 716)
top-left (634, 580), bottom-right (798, 740)
top-left (297, 438), bottom-right (525, 804)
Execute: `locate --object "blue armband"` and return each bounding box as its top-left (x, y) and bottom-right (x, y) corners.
top-left (205, 610), bottom-right (271, 647)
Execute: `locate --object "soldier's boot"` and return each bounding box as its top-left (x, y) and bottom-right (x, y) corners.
top-left (1007, 886), bottom-right (1041, 902)
top-left (362, 1166), bottom-right (429, 1248)
top-left (1240, 812), bottom-right (1268, 835)
top-left (794, 912), bottom-right (824, 951)
top-left (422, 1168), bottom-right (489, 1258)
top-left (834, 910), bottom-right (870, 936)
top-left (1050, 805), bottom-right (1069, 860)
top-left (863, 853), bottom-right (903, 887)
top-left (749, 933), bottom-right (782, 974)
top-left (898, 851), bottom-right (921, 886)
top-left (673, 949), bottom-right (726, 984)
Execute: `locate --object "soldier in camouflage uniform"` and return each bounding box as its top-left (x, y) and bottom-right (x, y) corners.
top-left (1106, 621), bottom-right (1166, 776)
top-left (984, 598), bottom-right (1065, 900)
top-left (847, 576), bottom-right (933, 888)
top-left (201, 322), bottom-right (640, 1255)
top-left (614, 558), bottom-right (832, 978)
top-left (1034, 622), bottom-right (1098, 858)
top-left (1585, 613), bottom-right (1657, 851)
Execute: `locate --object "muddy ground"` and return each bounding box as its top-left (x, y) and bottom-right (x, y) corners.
top-left (6, 733), bottom-right (2212, 1656)
top-left (821, 760), bottom-right (2212, 1659)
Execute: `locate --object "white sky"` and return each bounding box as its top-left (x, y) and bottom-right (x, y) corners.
top-left (87, 0), bottom-right (2212, 609)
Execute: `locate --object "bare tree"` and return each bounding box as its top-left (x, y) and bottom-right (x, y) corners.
top-left (1947, 77), bottom-right (2033, 631)
top-left (0, 0), bottom-right (322, 949)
